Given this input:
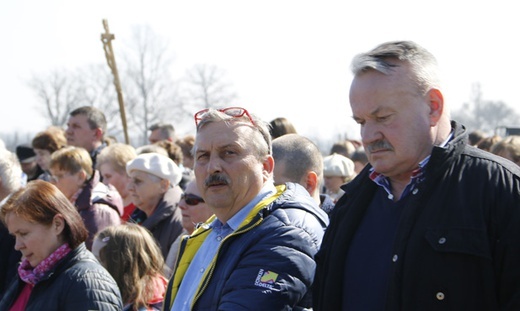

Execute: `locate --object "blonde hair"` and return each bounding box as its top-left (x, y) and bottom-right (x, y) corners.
top-left (50, 146), bottom-right (93, 179)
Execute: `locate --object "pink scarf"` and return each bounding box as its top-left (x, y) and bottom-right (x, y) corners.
top-left (18, 243), bottom-right (72, 285)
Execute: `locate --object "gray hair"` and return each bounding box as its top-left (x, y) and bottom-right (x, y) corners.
top-left (0, 149), bottom-right (23, 195)
top-left (148, 122), bottom-right (175, 140)
top-left (195, 108), bottom-right (272, 157)
top-left (351, 40), bottom-right (441, 95)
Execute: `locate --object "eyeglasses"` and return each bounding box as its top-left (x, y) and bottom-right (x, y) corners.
top-left (194, 107), bottom-right (255, 126)
top-left (181, 193), bottom-right (205, 206)
top-left (50, 172), bottom-right (73, 183)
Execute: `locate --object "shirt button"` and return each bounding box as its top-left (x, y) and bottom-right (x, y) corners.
top-left (392, 254), bottom-right (398, 262)
top-left (412, 188), bottom-right (419, 195)
top-left (438, 237), bottom-right (446, 244)
top-left (217, 236), bottom-right (222, 241)
top-left (199, 268), bottom-right (205, 273)
top-left (436, 292), bottom-right (445, 300)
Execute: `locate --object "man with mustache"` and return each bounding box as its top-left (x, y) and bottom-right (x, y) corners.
top-left (313, 41), bottom-right (520, 310)
top-left (164, 107), bottom-right (329, 310)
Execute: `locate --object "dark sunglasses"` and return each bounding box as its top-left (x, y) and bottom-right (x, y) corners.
top-left (181, 193), bottom-right (205, 206)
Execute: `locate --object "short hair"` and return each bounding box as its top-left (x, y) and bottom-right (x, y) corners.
top-left (149, 122), bottom-right (175, 140)
top-left (351, 40), bottom-right (441, 96)
top-left (468, 130), bottom-right (487, 146)
top-left (155, 140), bottom-right (183, 166)
top-left (96, 143), bottom-right (137, 174)
top-left (1, 180), bottom-right (88, 248)
top-left (329, 140), bottom-right (356, 158)
top-left (195, 108), bottom-right (272, 157)
top-left (177, 134), bottom-right (195, 160)
top-left (32, 129), bottom-right (67, 153)
top-left (490, 135), bottom-right (520, 165)
top-left (272, 134), bottom-right (323, 182)
top-left (476, 135), bottom-right (502, 152)
top-left (269, 117), bottom-right (297, 139)
top-left (0, 149), bottom-right (23, 193)
top-left (94, 223), bottom-right (164, 308)
top-left (50, 146), bottom-right (93, 180)
top-left (351, 148), bottom-right (368, 165)
top-left (69, 106), bottom-right (107, 135)
top-left (135, 144), bottom-right (169, 157)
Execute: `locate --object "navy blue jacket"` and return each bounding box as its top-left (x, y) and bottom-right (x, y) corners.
top-left (165, 182), bottom-right (329, 310)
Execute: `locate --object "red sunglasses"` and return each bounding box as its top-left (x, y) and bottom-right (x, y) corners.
top-left (194, 107), bottom-right (255, 126)
top-left (181, 193), bottom-right (205, 206)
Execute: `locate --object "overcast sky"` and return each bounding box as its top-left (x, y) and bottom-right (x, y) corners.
top-left (2, 0), bottom-right (519, 145)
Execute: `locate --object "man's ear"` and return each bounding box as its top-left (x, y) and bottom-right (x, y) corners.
top-left (304, 171), bottom-right (319, 194)
top-left (94, 127), bottom-right (104, 141)
top-left (263, 156), bottom-right (275, 180)
top-left (428, 88), bottom-right (444, 126)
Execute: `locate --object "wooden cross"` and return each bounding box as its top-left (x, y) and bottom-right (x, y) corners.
top-left (101, 19), bottom-right (130, 144)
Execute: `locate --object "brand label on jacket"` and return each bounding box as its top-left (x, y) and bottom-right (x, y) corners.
top-left (254, 269), bottom-right (279, 289)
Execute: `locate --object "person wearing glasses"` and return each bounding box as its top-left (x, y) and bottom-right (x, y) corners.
top-left (313, 41), bottom-right (520, 310)
top-left (164, 107), bottom-right (329, 310)
top-left (126, 152), bottom-right (184, 260)
top-left (164, 179), bottom-right (213, 276)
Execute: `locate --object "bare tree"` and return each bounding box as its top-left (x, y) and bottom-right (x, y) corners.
top-left (27, 69), bottom-right (90, 127)
top-left (452, 82), bottom-right (519, 134)
top-left (27, 66), bottom-right (127, 142)
top-left (120, 24), bottom-right (181, 145)
top-left (181, 64), bottom-right (237, 111)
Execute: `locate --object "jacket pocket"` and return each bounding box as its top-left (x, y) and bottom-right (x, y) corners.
top-left (425, 227), bottom-right (491, 260)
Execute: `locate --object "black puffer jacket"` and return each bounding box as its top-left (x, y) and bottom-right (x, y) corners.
top-left (0, 243), bottom-right (122, 311)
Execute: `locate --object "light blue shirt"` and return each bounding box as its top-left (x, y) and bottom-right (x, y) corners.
top-left (171, 183), bottom-right (277, 311)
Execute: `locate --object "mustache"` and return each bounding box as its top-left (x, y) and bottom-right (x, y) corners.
top-left (366, 140), bottom-right (393, 153)
top-left (205, 173), bottom-right (230, 187)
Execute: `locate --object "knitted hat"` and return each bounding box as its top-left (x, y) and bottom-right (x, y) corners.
top-left (323, 153), bottom-right (355, 177)
top-left (126, 153), bottom-right (182, 186)
top-left (16, 144), bottom-right (36, 163)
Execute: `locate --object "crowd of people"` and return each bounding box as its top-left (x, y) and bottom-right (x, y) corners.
top-left (1, 40), bottom-right (520, 310)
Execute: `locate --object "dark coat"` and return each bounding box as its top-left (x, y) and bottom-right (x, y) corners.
top-left (0, 222), bottom-right (21, 300)
top-left (313, 122), bottom-right (520, 311)
top-left (0, 243), bottom-right (122, 310)
top-left (138, 186), bottom-right (184, 259)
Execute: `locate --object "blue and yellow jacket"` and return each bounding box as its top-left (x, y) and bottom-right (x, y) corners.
top-left (164, 182), bottom-right (329, 310)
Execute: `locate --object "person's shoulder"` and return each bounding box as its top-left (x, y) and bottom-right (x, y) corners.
top-left (461, 145), bottom-right (520, 176)
top-left (274, 183), bottom-right (329, 226)
top-left (62, 246), bottom-right (104, 273)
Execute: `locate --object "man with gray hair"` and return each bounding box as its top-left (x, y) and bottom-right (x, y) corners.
top-left (0, 148), bottom-right (23, 298)
top-left (313, 41), bottom-right (520, 310)
top-left (164, 107), bottom-right (328, 310)
top-left (148, 122), bottom-right (176, 144)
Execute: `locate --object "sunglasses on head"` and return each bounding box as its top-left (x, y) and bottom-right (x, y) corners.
top-left (181, 193), bottom-right (205, 206)
top-left (194, 107), bottom-right (255, 126)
